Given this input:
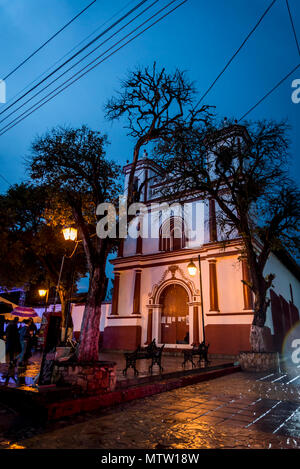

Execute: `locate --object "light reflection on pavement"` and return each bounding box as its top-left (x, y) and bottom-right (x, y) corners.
top-left (0, 371), bottom-right (299, 449)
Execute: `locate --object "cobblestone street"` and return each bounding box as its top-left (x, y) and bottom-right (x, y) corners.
top-left (0, 371), bottom-right (299, 449)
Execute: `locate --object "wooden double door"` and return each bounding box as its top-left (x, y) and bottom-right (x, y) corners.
top-left (160, 284), bottom-right (189, 344)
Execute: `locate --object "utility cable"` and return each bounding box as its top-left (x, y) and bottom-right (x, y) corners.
top-left (0, 0), bottom-right (188, 136)
top-left (285, 0), bottom-right (300, 57)
top-left (2, 1), bottom-right (97, 80)
top-left (4, 0), bottom-right (136, 106)
top-left (193, 0), bottom-right (278, 110)
top-left (0, 0), bottom-right (149, 117)
top-left (0, 0), bottom-right (160, 126)
top-left (239, 62), bottom-right (300, 121)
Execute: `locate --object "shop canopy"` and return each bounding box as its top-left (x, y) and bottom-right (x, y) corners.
top-left (3, 305), bottom-right (41, 323)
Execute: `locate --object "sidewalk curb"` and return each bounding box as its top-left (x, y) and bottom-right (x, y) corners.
top-left (46, 365), bottom-right (241, 420)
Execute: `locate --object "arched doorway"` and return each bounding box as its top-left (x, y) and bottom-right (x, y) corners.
top-left (160, 284), bottom-right (189, 344)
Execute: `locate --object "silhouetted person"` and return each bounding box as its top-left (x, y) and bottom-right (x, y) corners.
top-left (27, 317), bottom-right (37, 354)
top-left (5, 317), bottom-right (20, 363)
top-left (0, 315), bottom-right (4, 339)
top-left (16, 320), bottom-right (30, 365)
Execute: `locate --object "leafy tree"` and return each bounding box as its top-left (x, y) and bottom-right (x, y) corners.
top-left (28, 125), bottom-right (121, 361)
top-left (153, 119), bottom-right (300, 351)
top-left (0, 183), bottom-right (87, 330)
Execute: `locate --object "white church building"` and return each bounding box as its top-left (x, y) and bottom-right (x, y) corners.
top-left (93, 126), bottom-right (300, 356)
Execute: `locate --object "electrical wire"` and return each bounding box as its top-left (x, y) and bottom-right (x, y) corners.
top-left (0, 0), bottom-right (149, 117)
top-left (239, 62), bottom-right (300, 121)
top-left (0, 0), bottom-right (182, 134)
top-left (0, 0), bottom-right (188, 137)
top-left (0, 0), bottom-right (160, 126)
top-left (285, 0), bottom-right (300, 57)
top-left (4, 0), bottom-right (137, 106)
top-left (193, 0), bottom-right (278, 110)
top-left (2, 1), bottom-right (97, 81)
top-left (0, 173), bottom-right (11, 187)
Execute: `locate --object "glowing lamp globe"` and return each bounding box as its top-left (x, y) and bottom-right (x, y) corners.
top-left (38, 289), bottom-right (47, 297)
top-left (62, 227), bottom-right (78, 241)
top-left (187, 260), bottom-right (197, 277)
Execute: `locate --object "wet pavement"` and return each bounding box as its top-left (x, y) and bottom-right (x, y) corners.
top-left (0, 371), bottom-right (299, 449)
top-left (0, 351), bottom-right (233, 390)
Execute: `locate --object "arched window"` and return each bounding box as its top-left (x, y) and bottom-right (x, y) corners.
top-left (159, 217), bottom-right (186, 251)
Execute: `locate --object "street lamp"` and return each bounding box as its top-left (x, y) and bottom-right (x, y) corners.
top-left (188, 256), bottom-right (206, 344)
top-left (62, 227), bottom-right (78, 242)
top-left (54, 227), bottom-right (78, 344)
top-left (38, 228), bottom-right (78, 386)
top-left (52, 227), bottom-right (78, 314)
top-left (39, 287), bottom-right (49, 315)
top-left (187, 260), bottom-right (197, 277)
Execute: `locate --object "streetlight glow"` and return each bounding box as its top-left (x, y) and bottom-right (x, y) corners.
top-left (38, 289), bottom-right (47, 297)
top-left (62, 227), bottom-right (78, 241)
top-left (187, 260), bottom-right (197, 277)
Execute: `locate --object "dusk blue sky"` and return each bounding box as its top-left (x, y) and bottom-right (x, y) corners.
top-left (0, 0), bottom-right (299, 291)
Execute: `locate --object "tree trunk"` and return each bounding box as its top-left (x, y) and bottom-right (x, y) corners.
top-left (76, 264), bottom-right (107, 362)
top-left (58, 286), bottom-right (68, 343)
top-left (250, 325), bottom-right (268, 352)
top-left (240, 234), bottom-right (271, 352)
top-left (250, 282), bottom-right (269, 352)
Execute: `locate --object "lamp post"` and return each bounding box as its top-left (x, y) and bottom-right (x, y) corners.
top-left (188, 255), bottom-right (206, 344)
top-left (38, 228), bottom-right (78, 386)
top-left (52, 227), bottom-right (78, 310)
top-left (38, 288), bottom-right (49, 315)
top-left (61, 227), bottom-right (78, 344)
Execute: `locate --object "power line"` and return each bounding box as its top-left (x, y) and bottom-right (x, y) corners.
top-left (0, 0), bottom-right (188, 137)
top-left (239, 62), bottom-right (300, 121)
top-left (0, 0), bottom-right (149, 117)
top-left (0, 173), bottom-right (11, 187)
top-left (286, 0), bottom-right (300, 57)
top-left (0, 0), bottom-right (184, 135)
top-left (2, 1), bottom-right (97, 81)
top-left (0, 0), bottom-right (160, 126)
top-left (4, 0), bottom-right (137, 107)
top-left (193, 0), bottom-right (278, 110)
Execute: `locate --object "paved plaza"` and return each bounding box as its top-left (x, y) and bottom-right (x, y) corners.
top-left (0, 351), bottom-right (232, 389)
top-left (0, 370), bottom-right (299, 449)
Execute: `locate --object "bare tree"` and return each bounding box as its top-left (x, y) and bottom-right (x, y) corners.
top-left (154, 120), bottom-right (300, 351)
top-left (105, 62), bottom-right (212, 205)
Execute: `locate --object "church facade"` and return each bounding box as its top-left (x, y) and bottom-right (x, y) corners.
top-left (101, 131), bottom-right (300, 356)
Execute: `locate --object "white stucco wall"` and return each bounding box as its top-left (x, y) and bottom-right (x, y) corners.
top-left (264, 253), bottom-right (300, 333)
top-left (71, 302), bottom-right (111, 333)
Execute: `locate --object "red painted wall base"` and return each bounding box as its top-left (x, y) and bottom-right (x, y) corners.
top-left (102, 326), bottom-right (142, 351)
top-left (205, 324), bottom-right (251, 355)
